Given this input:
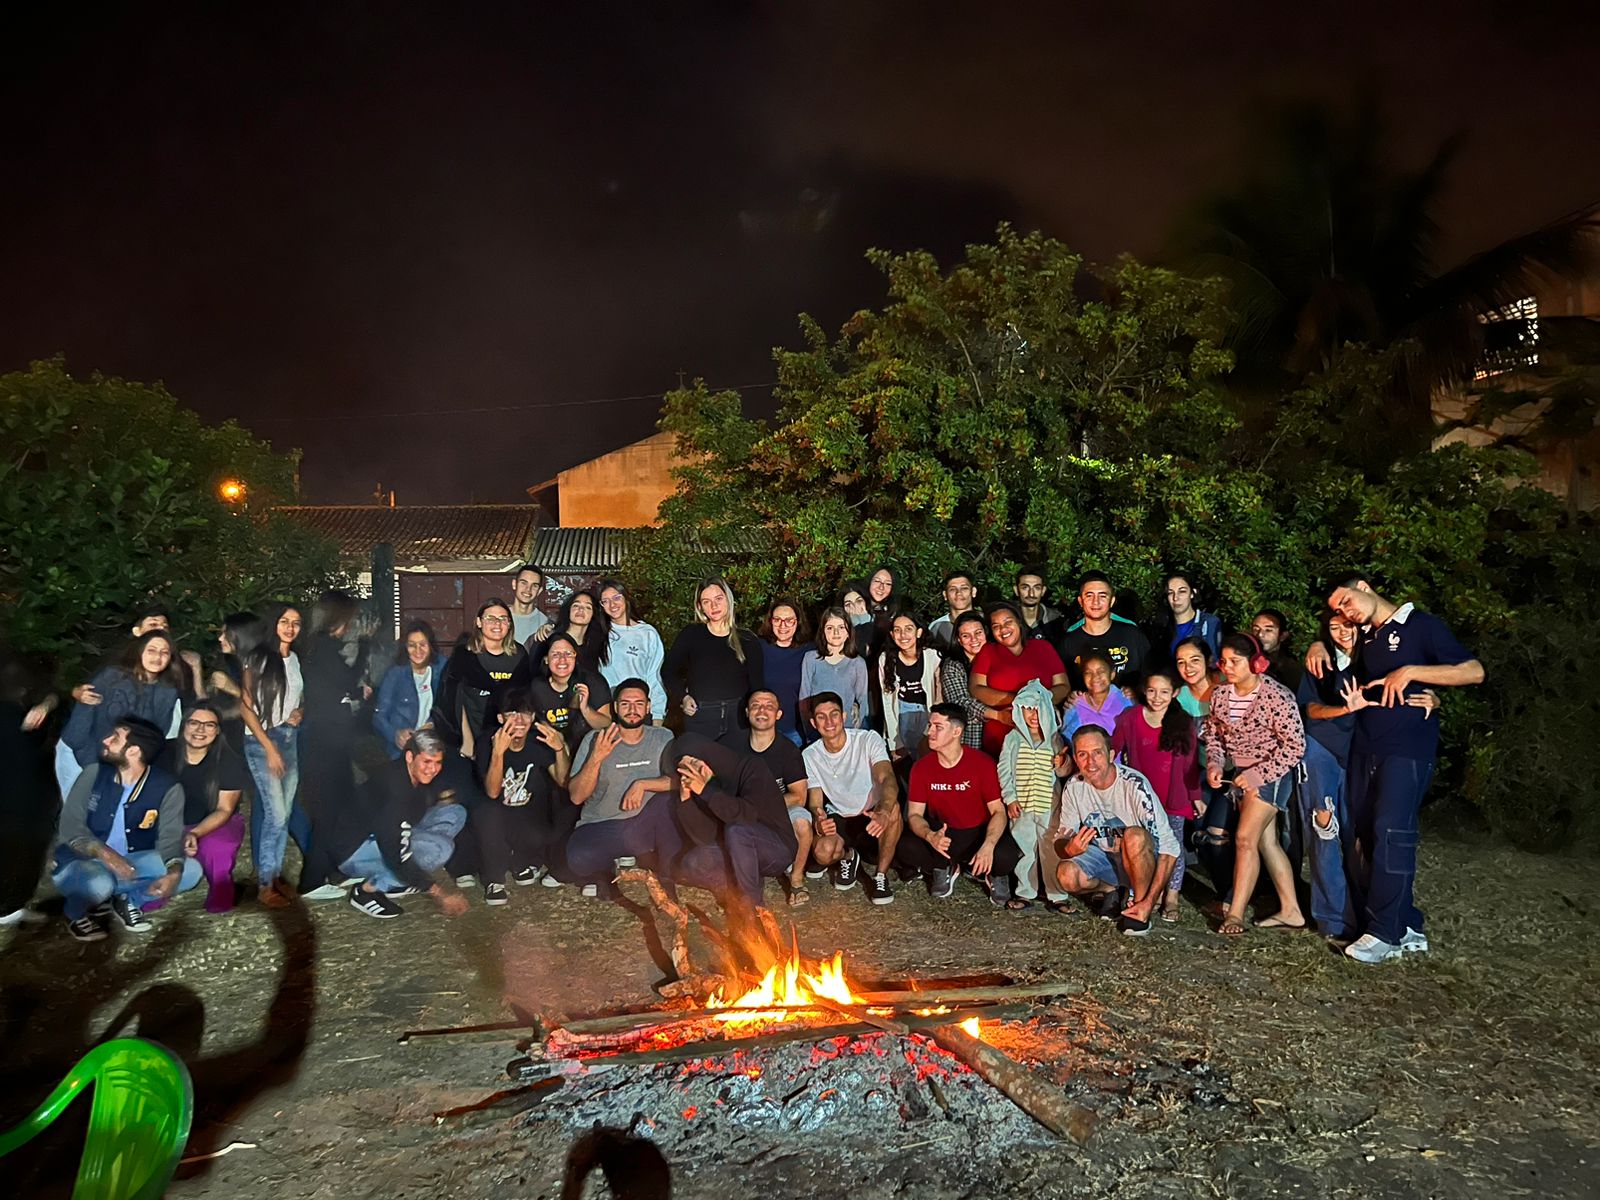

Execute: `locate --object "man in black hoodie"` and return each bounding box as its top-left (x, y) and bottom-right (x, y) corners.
top-left (670, 733), bottom-right (797, 915)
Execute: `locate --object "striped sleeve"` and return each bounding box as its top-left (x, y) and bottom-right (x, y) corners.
top-left (1121, 766), bottom-right (1180, 858)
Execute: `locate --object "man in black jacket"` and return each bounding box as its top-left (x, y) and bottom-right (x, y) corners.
top-left (671, 733), bottom-right (797, 916)
top-left (327, 730), bottom-right (470, 919)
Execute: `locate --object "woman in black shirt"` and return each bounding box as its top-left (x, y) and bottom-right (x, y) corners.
top-left (662, 577), bottom-right (765, 740)
top-left (434, 598), bottom-right (531, 759)
top-left (530, 632), bottom-right (613, 754)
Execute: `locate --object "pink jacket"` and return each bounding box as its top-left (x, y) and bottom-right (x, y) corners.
top-left (1201, 674), bottom-right (1305, 790)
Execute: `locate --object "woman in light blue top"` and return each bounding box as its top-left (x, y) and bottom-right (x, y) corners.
top-left (372, 620), bottom-right (445, 760)
top-left (597, 578), bottom-right (668, 723)
top-left (799, 607), bottom-right (869, 734)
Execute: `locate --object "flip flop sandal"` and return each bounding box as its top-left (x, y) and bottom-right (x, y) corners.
top-left (1160, 903), bottom-right (1180, 924)
top-left (1217, 916), bottom-right (1248, 937)
top-left (1003, 897), bottom-right (1033, 912)
top-left (786, 887), bottom-right (811, 908)
top-left (1256, 916), bottom-right (1306, 931)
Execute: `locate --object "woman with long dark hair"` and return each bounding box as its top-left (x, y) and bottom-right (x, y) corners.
top-left (939, 611), bottom-right (995, 751)
top-left (598, 578), bottom-right (666, 722)
top-left (528, 589), bottom-right (612, 676)
top-left (1201, 633), bottom-right (1308, 936)
top-left (59, 629), bottom-right (184, 796)
top-left (879, 610), bottom-right (941, 760)
top-left (757, 597), bottom-right (811, 747)
top-left (207, 611), bottom-right (265, 754)
top-left (1111, 667), bottom-right (1200, 922)
top-left (435, 598), bottom-right (531, 760)
top-left (239, 602), bottom-right (307, 907)
top-left (373, 620), bottom-right (444, 760)
top-left (160, 699), bottom-right (250, 913)
top-left (530, 631), bottom-right (613, 755)
top-left (662, 577), bottom-right (765, 740)
top-left (799, 607), bottom-right (868, 732)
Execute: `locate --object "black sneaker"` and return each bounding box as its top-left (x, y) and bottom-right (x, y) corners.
top-left (929, 865), bottom-right (957, 900)
top-left (804, 860), bottom-right (829, 880)
top-left (1118, 914), bottom-right (1152, 937)
top-left (87, 900), bottom-right (113, 929)
top-left (112, 894), bottom-right (152, 934)
top-left (513, 866), bottom-right (542, 887)
top-left (832, 851), bottom-right (860, 891)
top-left (865, 871), bottom-right (894, 906)
top-left (349, 887), bottom-right (403, 919)
top-left (484, 882), bottom-right (510, 907)
top-left (67, 915), bottom-right (108, 942)
top-left (1095, 890), bottom-right (1124, 920)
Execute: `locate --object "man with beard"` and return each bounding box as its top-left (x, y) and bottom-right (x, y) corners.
top-left (564, 679), bottom-right (681, 895)
top-left (52, 716), bottom-right (200, 940)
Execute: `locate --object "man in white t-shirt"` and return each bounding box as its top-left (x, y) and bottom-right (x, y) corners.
top-left (1054, 725), bottom-right (1178, 936)
top-left (801, 692), bottom-right (900, 906)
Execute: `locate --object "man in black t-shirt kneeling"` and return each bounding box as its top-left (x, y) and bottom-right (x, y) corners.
top-left (469, 687), bottom-right (573, 905)
top-left (720, 689), bottom-right (812, 906)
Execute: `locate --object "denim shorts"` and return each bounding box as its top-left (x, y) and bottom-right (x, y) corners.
top-left (1071, 843), bottom-right (1127, 888)
top-left (1251, 773), bottom-right (1295, 813)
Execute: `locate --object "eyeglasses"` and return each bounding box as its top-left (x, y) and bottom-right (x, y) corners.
top-left (481, 616), bottom-right (511, 626)
top-left (185, 719), bottom-right (220, 732)
top-left (547, 651), bottom-right (576, 661)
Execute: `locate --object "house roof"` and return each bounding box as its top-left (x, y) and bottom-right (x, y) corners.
top-left (276, 505), bottom-right (540, 567)
top-left (531, 525), bottom-right (769, 572)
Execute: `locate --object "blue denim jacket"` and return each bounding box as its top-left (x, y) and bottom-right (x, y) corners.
top-left (372, 660), bottom-right (445, 759)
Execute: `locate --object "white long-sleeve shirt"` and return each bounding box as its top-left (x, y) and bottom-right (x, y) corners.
top-left (1056, 763), bottom-right (1180, 858)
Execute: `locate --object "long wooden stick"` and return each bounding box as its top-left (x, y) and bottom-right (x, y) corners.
top-left (929, 1023), bottom-right (1098, 1145)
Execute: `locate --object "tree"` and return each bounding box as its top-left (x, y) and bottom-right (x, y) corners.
top-left (0, 358), bottom-right (342, 676)
top-left (631, 228), bottom-right (1599, 848)
top-left (1167, 98), bottom-right (1600, 463)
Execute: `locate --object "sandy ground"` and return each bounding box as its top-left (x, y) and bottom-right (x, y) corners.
top-left (2, 819), bottom-right (1596, 1199)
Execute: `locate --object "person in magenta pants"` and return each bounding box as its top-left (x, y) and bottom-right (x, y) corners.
top-left (158, 701), bottom-right (251, 912)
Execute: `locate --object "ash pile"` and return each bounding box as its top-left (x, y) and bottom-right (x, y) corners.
top-left (524, 1030), bottom-right (1047, 1162)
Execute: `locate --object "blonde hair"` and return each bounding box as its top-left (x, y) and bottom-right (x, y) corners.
top-left (693, 576), bottom-right (745, 664)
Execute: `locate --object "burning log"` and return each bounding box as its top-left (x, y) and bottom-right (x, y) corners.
top-left (856, 982), bottom-right (1086, 1006)
top-left (615, 867), bottom-right (730, 999)
top-left (929, 1022), bottom-right (1098, 1145)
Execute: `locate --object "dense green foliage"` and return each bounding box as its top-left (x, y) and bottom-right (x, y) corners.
top-left (630, 228), bottom-right (1598, 849)
top-left (0, 358), bottom-right (342, 677)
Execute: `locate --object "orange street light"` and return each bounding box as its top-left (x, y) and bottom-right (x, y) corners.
top-left (219, 478), bottom-right (247, 504)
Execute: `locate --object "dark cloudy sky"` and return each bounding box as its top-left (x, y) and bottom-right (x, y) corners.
top-left (4, 2), bottom-right (1598, 503)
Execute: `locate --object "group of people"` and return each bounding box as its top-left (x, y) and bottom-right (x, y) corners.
top-left (1, 561), bottom-right (1482, 966)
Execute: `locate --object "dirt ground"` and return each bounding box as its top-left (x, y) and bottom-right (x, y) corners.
top-left (3, 817), bottom-right (1597, 1200)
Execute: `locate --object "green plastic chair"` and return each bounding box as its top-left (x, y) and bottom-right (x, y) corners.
top-left (0, 1038), bottom-right (193, 1200)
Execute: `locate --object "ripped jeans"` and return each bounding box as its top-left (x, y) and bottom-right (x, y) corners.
top-left (1293, 739), bottom-right (1357, 939)
top-left (1343, 751), bottom-right (1434, 946)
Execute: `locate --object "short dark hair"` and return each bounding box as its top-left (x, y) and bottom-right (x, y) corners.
top-left (118, 715), bottom-right (166, 766)
top-left (613, 678), bottom-right (652, 706)
top-left (1070, 724), bottom-right (1112, 752)
top-left (930, 701), bottom-right (967, 730)
top-left (942, 570), bottom-right (975, 590)
top-left (500, 687), bottom-right (535, 715)
top-left (746, 687), bottom-right (781, 709)
top-left (1077, 570), bottom-right (1112, 592)
top-left (1328, 572), bottom-right (1377, 596)
top-left (513, 565), bottom-right (544, 583)
top-left (130, 603), bottom-right (170, 626)
top-left (809, 690), bottom-right (844, 715)
top-left (1014, 566), bottom-right (1046, 587)
top-left (1253, 608), bottom-right (1289, 631)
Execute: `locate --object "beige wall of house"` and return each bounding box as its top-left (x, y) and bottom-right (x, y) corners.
top-left (550, 430), bottom-right (680, 527)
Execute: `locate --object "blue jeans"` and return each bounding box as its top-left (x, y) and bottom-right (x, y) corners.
top-left (566, 794), bottom-right (684, 885)
top-left (52, 849), bottom-right (203, 920)
top-left (1294, 740), bottom-right (1357, 938)
top-left (1344, 752), bottom-right (1433, 945)
top-left (678, 822), bottom-right (794, 908)
top-left (339, 804), bottom-right (466, 894)
top-left (244, 726), bottom-right (303, 882)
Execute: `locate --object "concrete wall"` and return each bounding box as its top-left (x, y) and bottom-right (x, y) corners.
top-left (554, 430), bottom-right (680, 527)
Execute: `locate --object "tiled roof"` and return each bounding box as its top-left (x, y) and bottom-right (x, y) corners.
top-left (276, 506), bottom-right (540, 567)
top-left (532, 526), bottom-right (770, 571)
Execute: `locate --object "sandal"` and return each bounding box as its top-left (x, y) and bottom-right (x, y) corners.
top-left (1256, 914), bottom-right (1306, 931)
top-left (1159, 897), bottom-right (1180, 924)
top-left (1003, 897), bottom-right (1032, 912)
top-left (1217, 915), bottom-right (1248, 937)
top-left (786, 885), bottom-right (811, 909)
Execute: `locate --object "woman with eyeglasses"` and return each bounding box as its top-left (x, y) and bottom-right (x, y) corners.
top-left (434, 599), bottom-right (531, 761)
top-left (758, 598), bottom-right (811, 747)
top-left (531, 632), bottom-right (614, 756)
top-left (597, 578), bottom-right (667, 723)
top-left (158, 701), bottom-right (250, 912)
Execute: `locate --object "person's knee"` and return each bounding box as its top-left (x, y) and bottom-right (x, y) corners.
top-left (1055, 861), bottom-right (1090, 893)
top-left (813, 837), bottom-right (843, 865)
top-left (1122, 827), bottom-right (1151, 854)
top-left (792, 820), bottom-right (813, 850)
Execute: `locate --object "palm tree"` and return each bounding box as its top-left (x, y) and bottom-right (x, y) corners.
top-left (1169, 98), bottom-right (1599, 453)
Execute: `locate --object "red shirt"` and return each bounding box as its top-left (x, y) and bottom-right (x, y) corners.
top-left (971, 639), bottom-right (1065, 755)
top-left (1110, 706), bottom-right (1200, 817)
top-left (909, 747), bottom-right (1003, 830)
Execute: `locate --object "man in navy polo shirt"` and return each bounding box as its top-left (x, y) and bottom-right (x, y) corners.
top-left (1326, 576), bottom-right (1483, 964)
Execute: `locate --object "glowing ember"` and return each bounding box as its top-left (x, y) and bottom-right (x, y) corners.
top-left (959, 1017), bottom-right (982, 1038)
top-left (706, 950), bottom-right (859, 1027)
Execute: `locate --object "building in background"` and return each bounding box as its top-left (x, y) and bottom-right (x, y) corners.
top-left (527, 430), bottom-right (682, 527)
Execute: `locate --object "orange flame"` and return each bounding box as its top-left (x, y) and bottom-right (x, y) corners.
top-left (706, 950), bottom-right (859, 1027)
top-left (959, 1016), bottom-right (981, 1038)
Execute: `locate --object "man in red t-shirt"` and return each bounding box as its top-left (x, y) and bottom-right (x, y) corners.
top-left (970, 602), bottom-right (1070, 756)
top-left (901, 704), bottom-right (1024, 905)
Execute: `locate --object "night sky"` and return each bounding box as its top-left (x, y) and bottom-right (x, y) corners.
top-left (5, 2), bottom-right (1598, 503)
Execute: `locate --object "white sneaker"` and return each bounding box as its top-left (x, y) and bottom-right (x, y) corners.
top-left (614, 856), bottom-right (637, 868)
top-left (454, 875), bottom-right (478, 888)
top-left (1400, 927), bottom-right (1430, 954)
top-left (0, 908), bottom-right (46, 927)
top-left (301, 884), bottom-right (349, 901)
top-left (581, 884), bottom-right (599, 898)
top-left (1344, 933), bottom-right (1402, 964)
top-left (540, 873), bottom-right (562, 889)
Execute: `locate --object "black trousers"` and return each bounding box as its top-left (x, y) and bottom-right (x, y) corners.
top-left (453, 790), bottom-right (579, 883)
top-left (896, 822), bottom-right (1022, 878)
